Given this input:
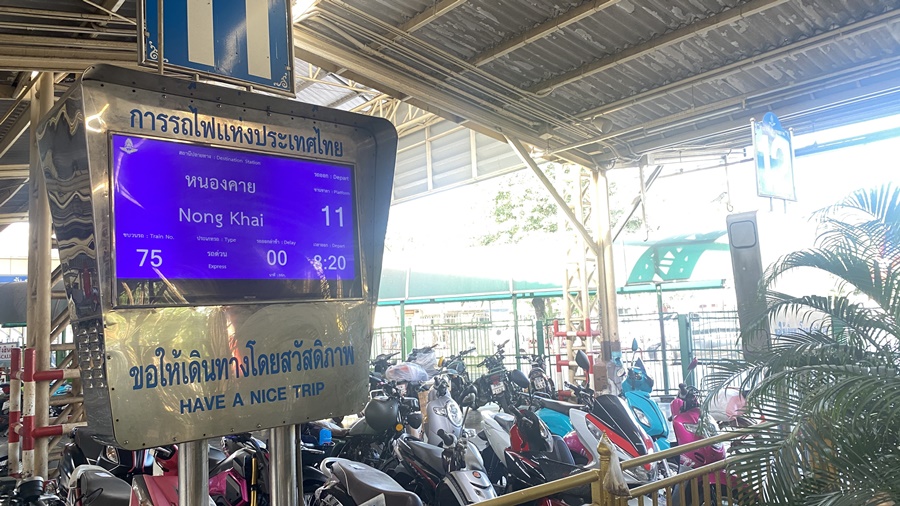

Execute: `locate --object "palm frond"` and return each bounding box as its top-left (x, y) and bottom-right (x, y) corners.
top-left (707, 185), bottom-right (900, 505)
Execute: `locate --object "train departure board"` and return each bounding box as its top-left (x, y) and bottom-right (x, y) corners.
top-left (110, 134), bottom-right (361, 306)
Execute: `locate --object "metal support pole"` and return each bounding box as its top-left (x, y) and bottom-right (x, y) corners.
top-left (677, 314), bottom-right (694, 388)
top-left (512, 296), bottom-right (521, 369)
top-left (536, 320), bottom-right (545, 358)
top-left (27, 72), bottom-right (53, 479)
top-left (592, 169), bottom-right (620, 393)
top-left (655, 284), bottom-right (670, 394)
top-left (156, 0), bottom-right (164, 75)
top-left (506, 136), bottom-right (602, 259)
top-left (178, 440), bottom-right (209, 505)
top-left (270, 425), bottom-right (299, 506)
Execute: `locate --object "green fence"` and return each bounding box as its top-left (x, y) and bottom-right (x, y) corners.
top-left (371, 310), bottom-right (743, 397)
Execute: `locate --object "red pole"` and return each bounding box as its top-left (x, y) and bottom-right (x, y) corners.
top-left (21, 348), bottom-right (35, 476)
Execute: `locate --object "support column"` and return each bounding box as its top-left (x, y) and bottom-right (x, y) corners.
top-left (655, 284), bottom-right (670, 394)
top-left (270, 425), bottom-right (299, 506)
top-left (27, 72), bottom-right (53, 479)
top-left (592, 168), bottom-right (620, 390)
top-left (512, 296), bottom-right (521, 369)
top-left (178, 440), bottom-right (209, 505)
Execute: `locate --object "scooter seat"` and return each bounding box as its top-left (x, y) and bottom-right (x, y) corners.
top-left (331, 458), bottom-right (423, 506)
top-left (75, 466), bottom-right (133, 506)
top-left (538, 398), bottom-right (584, 415)
top-left (493, 413), bottom-right (515, 432)
top-left (405, 440), bottom-right (445, 474)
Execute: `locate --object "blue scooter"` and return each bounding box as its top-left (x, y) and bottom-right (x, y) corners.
top-left (621, 339), bottom-right (670, 451)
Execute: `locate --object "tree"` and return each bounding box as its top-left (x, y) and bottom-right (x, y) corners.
top-left (478, 164), bottom-right (642, 246)
top-left (706, 185), bottom-right (900, 505)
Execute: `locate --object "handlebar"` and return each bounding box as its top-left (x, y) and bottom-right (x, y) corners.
top-left (564, 381), bottom-right (593, 395)
top-left (436, 428), bottom-right (455, 447)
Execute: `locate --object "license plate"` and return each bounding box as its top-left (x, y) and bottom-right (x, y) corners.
top-left (396, 383), bottom-right (407, 395)
top-left (491, 382), bottom-right (505, 395)
top-left (533, 377), bottom-right (546, 390)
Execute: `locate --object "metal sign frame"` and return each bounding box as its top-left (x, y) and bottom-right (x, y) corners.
top-left (38, 65), bottom-right (397, 448)
top-left (137, 0), bottom-right (296, 95)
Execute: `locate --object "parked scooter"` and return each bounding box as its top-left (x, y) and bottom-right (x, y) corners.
top-left (518, 351), bottom-right (555, 399)
top-left (0, 477), bottom-right (64, 506)
top-left (423, 372), bottom-right (465, 446)
top-left (55, 427), bottom-right (159, 497)
top-left (564, 351), bottom-right (663, 483)
top-left (334, 379), bottom-right (423, 469)
top-left (499, 371), bottom-right (584, 506)
top-left (394, 393), bottom-right (498, 505)
top-left (370, 351), bottom-right (400, 391)
top-left (314, 458), bottom-right (422, 506)
top-left (439, 347), bottom-right (476, 406)
top-left (670, 359), bottom-right (743, 505)
top-left (620, 339), bottom-right (671, 451)
top-left (472, 340), bottom-right (513, 409)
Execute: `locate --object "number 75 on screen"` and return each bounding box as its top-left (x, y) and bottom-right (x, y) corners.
top-left (137, 249), bottom-right (163, 267)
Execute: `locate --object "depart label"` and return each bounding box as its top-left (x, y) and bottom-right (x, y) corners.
top-left (111, 134), bottom-right (357, 282)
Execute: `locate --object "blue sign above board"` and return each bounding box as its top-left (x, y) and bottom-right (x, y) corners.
top-left (752, 112), bottom-right (797, 201)
top-left (139, 0), bottom-right (295, 94)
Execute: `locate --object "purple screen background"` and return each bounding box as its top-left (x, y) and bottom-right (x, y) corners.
top-left (112, 134), bottom-right (357, 282)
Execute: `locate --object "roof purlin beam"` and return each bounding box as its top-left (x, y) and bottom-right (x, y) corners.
top-left (0, 164), bottom-right (29, 179)
top-left (526, 0), bottom-right (791, 94)
top-left (399, 0), bottom-right (467, 33)
top-left (0, 106), bottom-right (29, 159)
top-left (293, 30), bottom-right (596, 167)
top-left (471, 0), bottom-right (621, 67)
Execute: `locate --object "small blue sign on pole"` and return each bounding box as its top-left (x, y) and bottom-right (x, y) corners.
top-left (752, 112), bottom-right (797, 201)
top-left (139, 0), bottom-right (295, 94)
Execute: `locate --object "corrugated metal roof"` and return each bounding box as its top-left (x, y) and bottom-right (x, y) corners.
top-left (294, 0), bottom-right (900, 166)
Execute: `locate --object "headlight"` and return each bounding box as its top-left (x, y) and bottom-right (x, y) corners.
top-left (105, 446), bottom-right (119, 464)
top-left (447, 404), bottom-right (464, 426)
top-left (632, 407), bottom-right (650, 427)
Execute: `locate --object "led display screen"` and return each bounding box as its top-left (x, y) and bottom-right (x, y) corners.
top-left (110, 134), bottom-right (360, 306)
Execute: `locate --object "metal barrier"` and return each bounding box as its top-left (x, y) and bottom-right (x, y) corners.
top-left (474, 424), bottom-right (766, 506)
top-left (372, 311), bottom-right (746, 397)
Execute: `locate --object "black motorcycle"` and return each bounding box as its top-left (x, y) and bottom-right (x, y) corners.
top-left (54, 427), bottom-right (164, 497)
top-left (334, 380), bottom-right (423, 470)
top-left (472, 340), bottom-right (515, 409)
top-left (369, 351), bottom-right (400, 391)
top-left (0, 477), bottom-right (64, 506)
top-left (441, 347), bottom-right (476, 406)
top-left (518, 352), bottom-right (556, 399)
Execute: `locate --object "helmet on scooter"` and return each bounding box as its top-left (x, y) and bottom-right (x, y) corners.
top-left (364, 397), bottom-right (400, 432)
top-left (679, 384), bottom-right (702, 412)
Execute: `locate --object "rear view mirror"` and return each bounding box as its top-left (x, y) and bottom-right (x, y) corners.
top-left (631, 338), bottom-right (639, 352)
top-left (688, 357), bottom-right (698, 371)
top-left (508, 369), bottom-right (530, 389)
top-left (575, 350), bottom-right (590, 372)
top-left (461, 393), bottom-right (476, 407)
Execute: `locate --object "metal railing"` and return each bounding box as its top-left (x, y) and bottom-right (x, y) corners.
top-left (475, 423), bottom-right (767, 506)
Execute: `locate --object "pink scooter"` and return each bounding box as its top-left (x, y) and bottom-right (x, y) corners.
top-left (670, 362), bottom-right (742, 504)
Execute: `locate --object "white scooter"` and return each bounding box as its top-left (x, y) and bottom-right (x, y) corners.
top-left (424, 372), bottom-right (466, 446)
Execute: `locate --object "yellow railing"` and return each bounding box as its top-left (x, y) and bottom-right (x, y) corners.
top-left (476, 423), bottom-right (768, 506)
